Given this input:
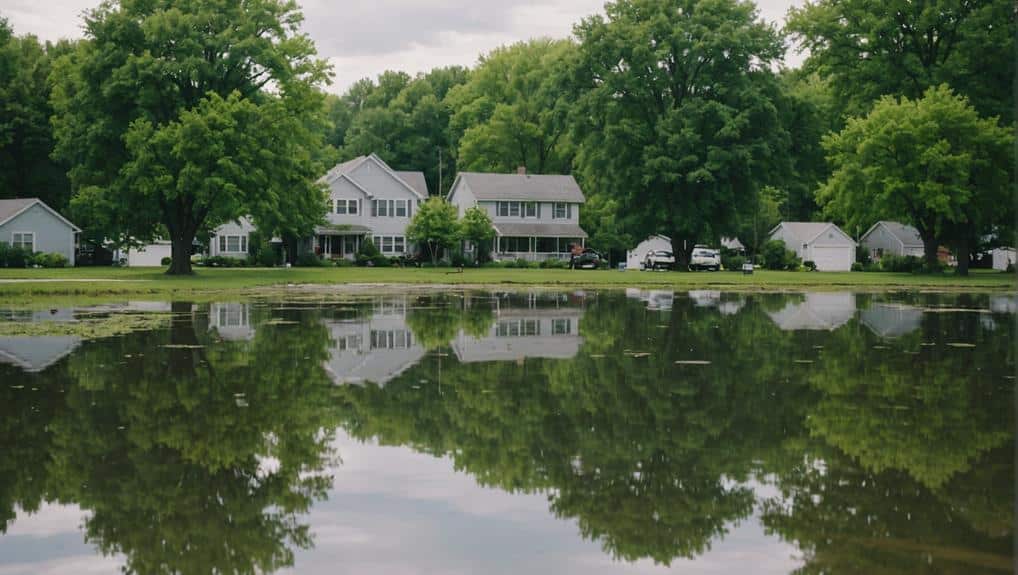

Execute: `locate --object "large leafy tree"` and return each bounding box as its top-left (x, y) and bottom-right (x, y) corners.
top-left (50, 0), bottom-right (332, 274)
top-left (457, 205), bottom-right (495, 264)
top-left (818, 85), bottom-right (1013, 273)
top-left (787, 0), bottom-right (1015, 123)
top-left (406, 197), bottom-right (460, 264)
top-left (446, 39), bottom-right (576, 174)
top-left (0, 19), bottom-right (73, 208)
top-left (572, 0), bottom-right (788, 266)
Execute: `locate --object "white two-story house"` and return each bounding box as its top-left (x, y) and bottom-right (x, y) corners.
top-left (446, 168), bottom-right (587, 261)
top-left (210, 153), bottom-right (427, 260)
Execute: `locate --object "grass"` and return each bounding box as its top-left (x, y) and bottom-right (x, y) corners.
top-left (0, 265), bottom-right (1012, 305)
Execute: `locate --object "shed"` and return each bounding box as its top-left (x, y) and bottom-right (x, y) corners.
top-left (860, 221), bottom-right (924, 260)
top-left (0, 198), bottom-right (80, 265)
top-left (768, 222), bottom-right (856, 271)
top-left (991, 247), bottom-right (1015, 271)
top-left (626, 235), bottom-right (672, 270)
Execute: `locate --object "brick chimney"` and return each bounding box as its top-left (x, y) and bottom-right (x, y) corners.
top-left (517, 165), bottom-right (526, 175)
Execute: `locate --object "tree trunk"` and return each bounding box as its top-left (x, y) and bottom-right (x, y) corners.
top-left (954, 237), bottom-right (970, 276)
top-left (670, 236), bottom-right (692, 271)
top-left (921, 234), bottom-right (939, 271)
top-left (167, 232), bottom-right (194, 275)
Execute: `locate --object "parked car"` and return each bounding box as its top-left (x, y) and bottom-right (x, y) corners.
top-left (571, 249), bottom-right (603, 270)
top-left (643, 250), bottom-right (675, 270)
top-left (690, 246), bottom-right (721, 271)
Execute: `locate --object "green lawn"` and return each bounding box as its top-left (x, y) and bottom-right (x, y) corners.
top-left (0, 266), bottom-right (1012, 304)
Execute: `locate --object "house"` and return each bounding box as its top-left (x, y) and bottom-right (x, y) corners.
top-left (0, 198), bottom-right (81, 265)
top-left (721, 237), bottom-right (745, 253)
top-left (766, 292), bottom-right (857, 331)
top-left (991, 247), bottom-right (1015, 271)
top-left (768, 222), bottom-right (856, 271)
top-left (446, 168), bottom-right (587, 261)
top-left (859, 221), bottom-right (924, 261)
top-left (208, 154), bottom-right (428, 261)
top-left (626, 235), bottom-right (672, 270)
top-left (860, 303), bottom-right (923, 338)
top-left (114, 240), bottom-right (172, 267)
top-left (451, 306), bottom-right (584, 363)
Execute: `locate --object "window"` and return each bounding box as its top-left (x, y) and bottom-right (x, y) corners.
top-left (335, 199), bottom-right (347, 215)
top-left (553, 203), bottom-right (568, 219)
top-left (373, 200), bottom-right (389, 217)
top-left (349, 200), bottom-right (358, 214)
top-left (371, 330), bottom-right (412, 349)
top-left (382, 236), bottom-right (394, 253)
top-left (396, 199), bottom-right (407, 217)
top-left (218, 234), bottom-right (247, 253)
top-left (509, 202), bottom-right (521, 217)
top-left (373, 236), bottom-right (406, 254)
top-left (498, 202), bottom-right (509, 217)
top-left (499, 236), bottom-right (530, 253)
top-left (394, 236), bottom-right (405, 253)
top-left (525, 202), bottom-right (537, 218)
top-left (11, 232), bottom-right (34, 252)
top-left (552, 318), bottom-right (572, 335)
top-left (536, 237), bottom-right (557, 253)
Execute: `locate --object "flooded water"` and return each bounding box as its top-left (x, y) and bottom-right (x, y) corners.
top-left (0, 289), bottom-right (1013, 574)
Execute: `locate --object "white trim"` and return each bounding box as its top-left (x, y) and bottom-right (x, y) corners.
top-left (0, 199), bottom-right (82, 232)
top-left (11, 231), bottom-right (35, 252)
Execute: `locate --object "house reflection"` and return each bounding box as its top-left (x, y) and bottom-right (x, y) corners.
top-left (767, 292), bottom-right (857, 331)
top-left (859, 303), bottom-right (923, 338)
top-left (452, 306), bottom-right (584, 363)
top-left (0, 308), bottom-right (80, 373)
top-left (208, 303), bottom-right (255, 341)
top-left (624, 288), bottom-right (674, 311)
top-left (323, 296), bottom-right (425, 387)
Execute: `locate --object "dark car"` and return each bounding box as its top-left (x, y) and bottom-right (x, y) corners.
top-left (570, 249), bottom-right (603, 270)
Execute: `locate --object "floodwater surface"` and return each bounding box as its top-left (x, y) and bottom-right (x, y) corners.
top-left (0, 289), bottom-right (1013, 574)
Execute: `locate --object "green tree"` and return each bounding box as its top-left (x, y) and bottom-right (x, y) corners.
top-left (50, 0), bottom-right (332, 274)
top-left (447, 39), bottom-right (576, 174)
top-left (406, 197), bottom-right (459, 264)
top-left (457, 205), bottom-right (495, 264)
top-left (580, 193), bottom-right (632, 267)
top-left (572, 0), bottom-right (788, 267)
top-left (818, 85), bottom-right (1013, 273)
top-left (0, 20), bottom-right (72, 209)
top-left (786, 0), bottom-right (1016, 123)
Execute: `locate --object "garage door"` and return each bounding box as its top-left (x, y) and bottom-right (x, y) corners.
top-left (810, 246), bottom-right (853, 271)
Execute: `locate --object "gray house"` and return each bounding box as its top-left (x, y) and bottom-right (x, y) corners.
top-left (768, 222), bottom-right (856, 271)
top-left (0, 198), bottom-right (80, 265)
top-left (446, 168), bottom-right (588, 261)
top-left (859, 221), bottom-right (924, 261)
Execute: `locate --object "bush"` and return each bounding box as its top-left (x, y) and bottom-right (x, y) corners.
top-left (35, 253), bottom-right (69, 268)
top-left (254, 242), bottom-right (281, 267)
top-left (515, 258), bottom-right (533, 269)
top-left (721, 253), bottom-right (745, 271)
top-left (879, 254), bottom-right (924, 273)
top-left (851, 262), bottom-right (863, 272)
top-left (296, 252), bottom-right (327, 267)
top-left (202, 255), bottom-right (249, 268)
top-left (539, 258), bottom-right (569, 269)
top-left (0, 244), bottom-right (32, 268)
top-left (160, 256), bottom-right (172, 266)
top-left (803, 260), bottom-right (817, 272)
top-left (450, 250), bottom-right (471, 268)
top-left (334, 258), bottom-right (354, 267)
top-left (759, 240), bottom-right (800, 270)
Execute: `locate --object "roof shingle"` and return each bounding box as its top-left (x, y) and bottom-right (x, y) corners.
top-left (458, 172), bottom-right (586, 203)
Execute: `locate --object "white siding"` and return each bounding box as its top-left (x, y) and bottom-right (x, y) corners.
top-left (0, 203), bottom-right (77, 265)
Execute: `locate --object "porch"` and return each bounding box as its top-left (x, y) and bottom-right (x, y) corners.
top-left (312, 225), bottom-right (370, 260)
top-left (493, 235), bottom-right (586, 262)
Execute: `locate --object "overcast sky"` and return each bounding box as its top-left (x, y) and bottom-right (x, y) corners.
top-left (0, 0), bottom-right (804, 94)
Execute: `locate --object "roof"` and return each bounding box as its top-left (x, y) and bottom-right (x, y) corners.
top-left (769, 222), bottom-right (855, 246)
top-left (493, 222), bottom-right (588, 239)
top-left (721, 237), bottom-right (745, 250)
top-left (0, 198), bottom-right (81, 232)
top-left (314, 224), bottom-right (372, 235)
top-left (320, 154), bottom-right (426, 199)
top-left (862, 221), bottom-right (923, 248)
top-left (394, 171), bottom-right (429, 197)
top-left (454, 172), bottom-right (586, 203)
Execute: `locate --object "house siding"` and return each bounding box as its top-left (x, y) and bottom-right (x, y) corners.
top-left (0, 204), bottom-right (77, 265)
top-left (332, 159), bottom-right (420, 237)
top-left (209, 218), bottom-right (255, 258)
top-left (861, 223), bottom-right (924, 258)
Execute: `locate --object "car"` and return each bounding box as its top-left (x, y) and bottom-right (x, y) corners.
top-left (643, 250), bottom-right (675, 270)
top-left (689, 246), bottom-right (721, 271)
top-left (570, 248), bottom-right (603, 269)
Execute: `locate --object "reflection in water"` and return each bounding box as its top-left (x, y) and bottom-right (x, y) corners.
top-left (0, 290), bottom-right (1013, 574)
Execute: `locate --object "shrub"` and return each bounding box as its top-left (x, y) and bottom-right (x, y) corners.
top-left (1007, 263), bottom-right (1015, 273)
top-left (0, 244), bottom-right (32, 268)
top-left (254, 242), bottom-right (281, 267)
top-left (450, 251), bottom-right (470, 268)
top-left (851, 262), bottom-right (863, 272)
top-left (296, 252), bottom-right (327, 267)
top-left (202, 255), bottom-right (249, 267)
top-left (879, 254), bottom-right (924, 273)
top-left (334, 258), bottom-right (354, 267)
top-left (721, 254), bottom-right (745, 271)
top-left (515, 258), bottom-right (532, 269)
top-left (160, 256), bottom-right (172, 266)
top-left (803, 260), bottom-right (817, 272)
top-left (34, 253), bottom-right (69, 268)
top-left (539, 258), bottom-right (569, 269)
top-left (760, 240), bottom-right (800, 270)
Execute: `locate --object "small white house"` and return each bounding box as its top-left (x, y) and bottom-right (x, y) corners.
top-left (991, 247), bottom-right (1015, 271)
top-left (768, 222), bottom-right (856, 271)
top-left (860, 221), bottom-right (924, 260)
top-left (0, 198), bottom-right (80, 265)
top-left (209, 217), bottom-right (256, 259)
top-left (115, 240), bottom-right (172, 267)
top-left (626, 235), bottom-right (672, 270)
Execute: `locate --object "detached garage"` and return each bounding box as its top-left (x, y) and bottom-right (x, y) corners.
top-left (768, 222), bottom-right (856, 271)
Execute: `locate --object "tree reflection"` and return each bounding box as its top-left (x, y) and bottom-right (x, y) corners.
top-left (0, 303), bottom-right (340, 574)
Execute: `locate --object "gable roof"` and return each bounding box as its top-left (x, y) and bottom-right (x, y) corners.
top-left (0, 198), bottom-right (81, 232)
top-left (451, 172), bottom-right (586, 203)
top-left (320, 154), bottom-right (426, 199)
top-left (394, 171), bottom-right (429, 198)
top-left (769, 222), bottom-right (855, 246)
top-left (861, 221), bottom-right (923, 248)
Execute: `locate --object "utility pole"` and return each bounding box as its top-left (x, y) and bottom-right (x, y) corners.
top-left (438, 147), bottom-right (443, 196)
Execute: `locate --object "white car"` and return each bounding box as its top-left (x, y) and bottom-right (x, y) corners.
top-left (643, 250), bottom-right (675, 270)
top-left (689, 247), bottom-right (721, 271)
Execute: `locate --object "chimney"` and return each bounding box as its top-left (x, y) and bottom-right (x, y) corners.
top-left (517, 165), bottom-right (526, 175)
